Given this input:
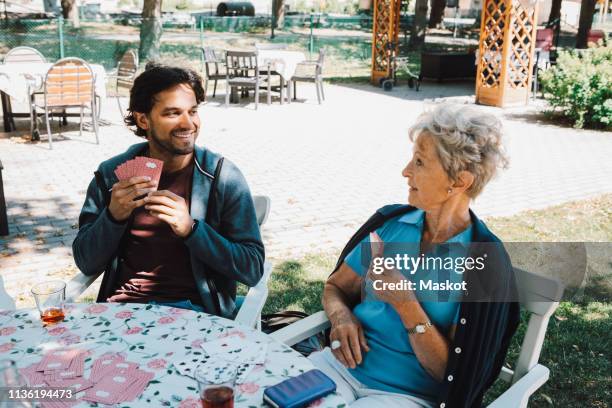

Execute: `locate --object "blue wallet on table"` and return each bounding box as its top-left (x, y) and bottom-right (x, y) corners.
top-left (263, 369), bottom-right (337, 408)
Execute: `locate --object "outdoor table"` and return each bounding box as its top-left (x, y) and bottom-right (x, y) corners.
top-left (0, 302), bottom-right (346, 407)
top-left (0, 62), bottom-right (107, 137)
top-left (257, 50), bottom-right (306, 103)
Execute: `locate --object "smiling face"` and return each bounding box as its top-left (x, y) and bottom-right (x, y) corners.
top-left (135, 83), bottom-right (200, 156)
top-left (402, 132), bottom-right (453, 211)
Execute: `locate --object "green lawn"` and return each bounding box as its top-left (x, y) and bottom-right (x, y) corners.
top-left (261, 194), bottom-right (612, 407)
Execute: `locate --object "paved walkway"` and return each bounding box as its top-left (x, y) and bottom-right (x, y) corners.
top-left (1, 82), bottom-right (612, 306)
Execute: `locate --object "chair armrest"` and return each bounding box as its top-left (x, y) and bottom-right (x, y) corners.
top-left (65, 271), bottom-right (102, 303)
top-left (270, 310), bottom-right (331, 346)
top-left (234, 261), bottom-right (273, 328)
top-left (487, 364), bottom-right (550, 408)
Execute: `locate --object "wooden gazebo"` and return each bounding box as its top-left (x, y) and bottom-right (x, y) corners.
top-left (369, 0), bottom-right (540, 107)
top-left (475, 0), bottom-right (540, 106)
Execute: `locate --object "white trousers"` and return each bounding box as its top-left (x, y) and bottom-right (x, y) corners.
top-left (308, 348), bottom-right (435, 408)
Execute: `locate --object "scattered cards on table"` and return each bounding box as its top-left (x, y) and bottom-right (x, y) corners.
top-left (173, 336), bottom-right (268, 384)
top-left (19, 349), bottom-right (154, 408)
top-left (114, 156), bottom-right (164, 184)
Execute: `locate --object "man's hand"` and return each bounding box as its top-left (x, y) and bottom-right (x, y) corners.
top-left (329, 309), bottom-right (370, 369)
top-left (144, 190), bottom-right (194, 237)
top-left (108, 176), bottom-right (157, 222)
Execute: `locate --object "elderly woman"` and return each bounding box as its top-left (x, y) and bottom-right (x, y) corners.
top-left (309, 104), bottom-right (520, 408)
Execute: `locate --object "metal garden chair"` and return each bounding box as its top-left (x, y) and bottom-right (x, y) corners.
top-left (224, 50), bottom-right (271, 110)
top-left (31, 58), bottom-right (99, 149)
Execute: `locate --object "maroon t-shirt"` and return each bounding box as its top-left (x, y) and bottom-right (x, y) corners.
top-left (108, 160), bottom-right (202, 306)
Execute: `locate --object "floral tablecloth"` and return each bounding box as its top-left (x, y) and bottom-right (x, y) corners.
top-left (0, 303), bottom-right (346, 407)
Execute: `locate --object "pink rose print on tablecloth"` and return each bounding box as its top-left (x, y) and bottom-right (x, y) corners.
top-left (0, 327), bottom-right (16, 336)
top-left (46, 326), bottom-right (68, 336)
top-left (0, 342), bottom-right (14, 353)
top-left (169, 307), bottom-right (188, 315)
top-left (238, 382), bottom-right (259, 394)
top-left (85, 304), bottom-right (107, 314)
top-left (147, 358), bottom-right (167, 370)
top-left (179, 397), bottom-right (200, 408)
top-left (125, 326), bottom-right (143, 335)
top-left (157, 316), bottom-right (175, 325)
top-left (218, 330), bottom-right (246, 339)
top-left (115, 311), bottom-right (133, 319)
top-left (0, 310), bottom-right (12, 316)
top-left (191, 339), bottom-right (204, 348)
top-left (59, 334), bottom-right (81, 346)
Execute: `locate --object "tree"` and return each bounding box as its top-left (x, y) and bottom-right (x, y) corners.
top-left (576, 0), bottom-right (597, 48)
top-left (273, 0), bottom-right (285, 28)
top-left (548, 0), bottom-right (562, 23)
top-left (428, 0), bottom-right (446, 29)
top-left (410, 0), bottom-right (429, 48)
top-left (60, 0), bottom-right (80, 28)
top-left (139, 0), bottom-right (163, 62)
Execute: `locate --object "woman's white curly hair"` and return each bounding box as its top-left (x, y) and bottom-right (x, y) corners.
top-left (409, 104), bottom-right (510, 198)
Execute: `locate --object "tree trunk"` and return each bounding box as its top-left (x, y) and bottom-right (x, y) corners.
top-left (428, 0), bottom-right (446, 28)
top-left (139, 0), bottom-right (163, 62)
top-left (273, 0), bottom-right (285, 28)
top-left (61, 0), bottom-right (79, 28)
top-left (410, 0), bottom-right (429, 49)
top-left (576, 0), bottom-right (596, 48)
top-left (548, 0), bottom-right (562, 23)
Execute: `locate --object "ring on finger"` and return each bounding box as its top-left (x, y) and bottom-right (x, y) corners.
top-left (331, 340), bottom-right (341, 350)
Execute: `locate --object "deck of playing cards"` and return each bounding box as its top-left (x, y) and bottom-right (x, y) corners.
top-left (174, 335), bottom-right (268, 384)
top-left (21, 349), bottom-right (154, 407)
top-left (114, 156), bottom-right (164, 184)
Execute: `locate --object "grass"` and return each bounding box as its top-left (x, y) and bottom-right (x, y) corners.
top-left (261, 194), bottom-right (612, 407)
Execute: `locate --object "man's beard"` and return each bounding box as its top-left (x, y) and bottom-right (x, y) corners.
top-left (148, 125), bottom-right (196, 156)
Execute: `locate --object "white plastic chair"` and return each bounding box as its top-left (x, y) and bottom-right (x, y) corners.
top-left (66, 195), bottom-right (273, 329)
top-left (270, 267), bottom-right (564, 407)
top-left (3, 46), bottom-right (46, 64)
top-left (0, 275), bottom-right (16, 311)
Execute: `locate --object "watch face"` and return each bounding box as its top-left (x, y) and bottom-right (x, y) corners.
top-left (416, 325), bottom-right (425, 333)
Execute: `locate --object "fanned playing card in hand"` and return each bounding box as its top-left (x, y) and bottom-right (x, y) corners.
top-left (114, 156), bottom-right (163, 185)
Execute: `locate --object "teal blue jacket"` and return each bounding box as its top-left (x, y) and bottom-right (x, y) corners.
top-left (72, 142), bottom-right (265, 318)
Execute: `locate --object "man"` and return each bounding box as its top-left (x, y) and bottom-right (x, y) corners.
top-left (72, 64), bottom-right (264, 318)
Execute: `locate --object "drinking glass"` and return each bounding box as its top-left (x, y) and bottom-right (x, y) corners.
top-left (195, 364), bottom-right (236, 408)
top-left (31, 280), bottom-right (66, 324)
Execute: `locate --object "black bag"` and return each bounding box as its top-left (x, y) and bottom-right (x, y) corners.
top-left (261, 311), bottom-right (328, 356)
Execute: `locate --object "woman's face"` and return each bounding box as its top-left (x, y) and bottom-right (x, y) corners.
top-left (402, 133), bottom-right (453, 210)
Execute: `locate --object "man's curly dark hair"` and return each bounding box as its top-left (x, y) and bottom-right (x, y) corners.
top-left (124, 63), bottom-right (206, 137)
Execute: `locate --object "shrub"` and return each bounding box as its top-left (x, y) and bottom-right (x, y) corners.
top-left (539, 45), bottom-right (611, 130)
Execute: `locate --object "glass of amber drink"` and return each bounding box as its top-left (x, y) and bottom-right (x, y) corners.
top-left (195, 365), bottom-right (236, 408)
top-left (31, 281), bottom-right (66, 324)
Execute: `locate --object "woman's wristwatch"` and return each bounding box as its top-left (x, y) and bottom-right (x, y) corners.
top-left (407, 321), bottom-right (432, 334)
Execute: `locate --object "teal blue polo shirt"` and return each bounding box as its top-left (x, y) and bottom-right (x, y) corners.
top-left (344, 209), bottom-right (472, 401)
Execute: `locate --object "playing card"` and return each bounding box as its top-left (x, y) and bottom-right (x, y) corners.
top-left (173, 355), bottom-right (211, 377)
top-left (19, 363), bottom-right (47, 387)
top-left (114, 156), bottom-right (163, 184)
top-left (139, 157), bottom-right (163, 185)
top-left (44, 350), bottom-right (86, 380)
top-left (36, 349), bottom-right (83, 373)
top-left (89, 353), bottom-right (135, 382)
top-left (45, 376), bottom-right (94, 393)
top-left (194, 355), bottom-right (238, 384)
top-left (118, 369), bottom-right (155, 402)
top-left (82, 369), bottom-right (139, 405)
top-left (200, 336), bottom-right (267, 364)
